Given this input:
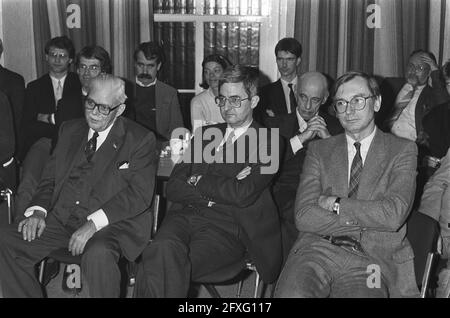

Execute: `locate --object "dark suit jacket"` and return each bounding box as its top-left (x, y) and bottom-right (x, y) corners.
top-left (0, 65), bottom-right (25, 134)
top-left (421, 101), bottom-right (450, 159)
top-left (379, 70), bottom-right (450, 134)
top-left (166, 121), bottom-right (283, 282)
top-left (125, 79), bottom-right (184, 142)
top-left (294, 128), bottom-right (419, 297)
top-left (255, 79), bottom-right (288, 125)
top-left (0, 90), bottom-right (15, 188)
top-left (20, 72), bottom-right (81, 160)
top-left (30, 117), bottom-right (158, 260)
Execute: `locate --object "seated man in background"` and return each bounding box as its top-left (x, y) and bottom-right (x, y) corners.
top-left (0, 74), bottom-right (157, 297)
top-left (15, 46), bottom-right (113, 218)
top-left (134, 65), bottom-right (283, 297)
top-left (127, 41), bottom-right (184, 145)
top-left (271, 71), bottom-right (343, 262)
top-left (19, 36), bottom-right (81, 161)
top-left (418, 148), bottom-right (450, 298)
top-left (275, 71), bottom-right (419, 298)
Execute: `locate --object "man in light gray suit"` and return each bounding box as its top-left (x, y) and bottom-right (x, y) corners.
top-left (275, 71), bottom-right (419, 298)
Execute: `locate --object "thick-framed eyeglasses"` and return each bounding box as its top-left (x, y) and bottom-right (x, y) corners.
top-left (85, 97), bottom-right (122, 115)
top-left (78, 64), bottom-right (101, 74)
top-left (406, 63), bottom-right (427, 73)
top-left (333, 95), bottom-right (375, 114)
top-left (48, 51), bottom-right (69, 59)
top-left (215, 95), bottom-right (250, 108)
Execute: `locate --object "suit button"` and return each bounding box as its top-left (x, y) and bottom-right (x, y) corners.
top-left (75, 201), bottom-right (80, 205)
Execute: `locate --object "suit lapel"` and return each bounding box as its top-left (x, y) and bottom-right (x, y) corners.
top-left (155, 80), bottom-right (163, 135)
top-left (330, 134), bottom-right (349, 197)
top-left (44, 74), bottom-right (56, 112)
top-left (89, 118), bottom-right (126, 187)
top-left (357, 129), bottom-right (387, 200)
top-left (274, 80), bottom-right (288, 115)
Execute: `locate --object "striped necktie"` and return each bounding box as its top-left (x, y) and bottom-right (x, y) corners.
top-left (348, 142), bottom-right (363, 198)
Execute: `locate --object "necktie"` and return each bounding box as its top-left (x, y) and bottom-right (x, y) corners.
top-left (288, 83), bottom-right (297, 114)
top-left (387, 86), bottom-right (415, 129)
top-left (55, 80), bottom-right (62, 108)
top-left (224, 130), bottom-right (235, 148)
top-left (348, 142), bottom-right (363, 198)
top-left (85, 131), bottom-right (99, 162)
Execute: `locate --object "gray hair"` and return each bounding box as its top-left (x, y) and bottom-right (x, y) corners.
top-left (88, 74), bottom-right (127, 105)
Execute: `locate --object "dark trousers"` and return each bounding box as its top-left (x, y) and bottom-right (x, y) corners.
top-left (0, 214), bottom-right (123, 297)
top-left (134, 209), bottom-right (246, 297)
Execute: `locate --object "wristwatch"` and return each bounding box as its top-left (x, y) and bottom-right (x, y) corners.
top-left (332, 197), bottom-right (341, 215)
top-left (187, 175), bottom-right (201, 186)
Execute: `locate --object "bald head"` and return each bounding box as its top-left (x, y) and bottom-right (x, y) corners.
top-left (297, 72), bottom-right (329, 120)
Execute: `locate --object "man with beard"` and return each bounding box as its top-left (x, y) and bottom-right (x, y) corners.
top-left (127, 41), bottom-right (184, 144)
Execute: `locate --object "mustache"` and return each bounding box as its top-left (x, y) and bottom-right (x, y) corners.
top-left (138, 73), bottom-right (153, 80)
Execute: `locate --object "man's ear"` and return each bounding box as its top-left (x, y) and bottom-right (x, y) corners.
top-left (116, 104), bottom-right (126, 117)
top-left (296, 57), bottom-right (302, 67)
top-left (321, 91), bottom-right (330, 105)
top-left (374, 95), bottom-right (381, 113)
top-left (250, 95), bottom-right (260, 109)
top-left (157, 62), bottom-right (162, 72)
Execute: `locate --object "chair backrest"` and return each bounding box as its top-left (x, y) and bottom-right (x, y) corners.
top-left (406, 210), bottom-right (440, 287)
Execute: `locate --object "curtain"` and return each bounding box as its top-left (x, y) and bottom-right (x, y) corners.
top-left (294, 0), bottom-right (436, 80)
top-left (31, 0), bottom-right (154, 80)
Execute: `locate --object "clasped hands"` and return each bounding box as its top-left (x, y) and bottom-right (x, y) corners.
top-left (318, 195), bottom-right (338, 213)
top-left (18, 211), bottom-right (97, 256)
top-left (297, 115), bottom-right (331, 144)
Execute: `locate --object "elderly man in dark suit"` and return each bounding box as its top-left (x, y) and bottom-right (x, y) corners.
top-left (255, 37), bottom-right (302, 125)
top-left (19, 36), bottom-right (81, 161)
top-left (275, 71), bottom-right (419, 298)
top-left (0, 74), bottom-right (157, 298)
top-left (134, 65), bottom-right (283, 297)
top-left (0, 38), bottom-right (25, 139)
top-left (270, 71), bottom-right (343, 262)
top-left (126, 41), bottom-right (184, 144)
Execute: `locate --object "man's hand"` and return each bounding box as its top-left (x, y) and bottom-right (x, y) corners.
top-left (68, 220), bottom-right (97, 256)
top-left (307, 116), bottom-right (331, 139)
top-left (236, 166), bottom-right (252, 180)
top-left (318, 195), bottom-right (337, 212)
top-left (37, 113), bottom-right (55, 124)
top-left (18, 210), bottom-right (46, 242)
top-left (420, 54), bottom-right (438, 72)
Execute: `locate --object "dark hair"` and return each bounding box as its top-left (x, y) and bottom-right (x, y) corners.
top-left (332, 71), bottom-right (380, 99)
top-left (219, 65), bottom-right (259, 98)
top-left (409, 49), bottom-right (437, 65)
top-left (443, 60), bottom-right (450, 80)
top-left (75, 45), bottom-right (112, 74)
top-left (44, 36), bottom-right (75, 59)
top-left (274, 37), bottom-right (302, 58)
top-left (199, 54), bottom-right (232, 89)
top-left (134, 41), bottom-right (165, 65)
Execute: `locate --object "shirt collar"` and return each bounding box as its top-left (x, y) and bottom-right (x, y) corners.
top-left (136, 76), bottom-right (157, 88)
top-left (88, 120), bottom-right (115, 141)
top-left (225, 120), bottom-right (253, 141)
top-left (280, 76), bottom-right (298, 87)
top-left (50, 73), bottom-right (67, 87)
top-left (345, 126), bottom-right (377, 162)
top-left (295, 109), bottom-right (310, 133)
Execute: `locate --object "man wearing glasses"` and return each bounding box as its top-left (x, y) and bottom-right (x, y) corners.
top-left (135, 65), bottom-right (283, 297)
top-left (20, 36), bottom-right (81, 161)
top-left (0, 74), bottom-right (157, 297)
top-left (275, 71), bottom-right (419, 298)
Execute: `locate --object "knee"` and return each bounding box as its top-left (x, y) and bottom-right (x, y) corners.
top-left (142, 237), bottom-right (187, 261)
top-left (81, 240), bottom-right (117, 267)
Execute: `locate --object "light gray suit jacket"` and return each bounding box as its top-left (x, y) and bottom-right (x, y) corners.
top-left (294, 128), bottom-right (419, 297)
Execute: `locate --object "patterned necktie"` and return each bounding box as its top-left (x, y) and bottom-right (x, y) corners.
top-left (55, 80), bottom-right (62, 108)
top-left (348, 142), bottom-right (363, 198)
top-left (387, 86), bottom-right (415, 129)
top-left (288, 83), bottom-right (297, 114)
top-left (85, 131), bottom-right (99, 162)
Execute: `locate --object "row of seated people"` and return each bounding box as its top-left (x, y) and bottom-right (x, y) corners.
top-left (0, 36), bottom-right (448, 295)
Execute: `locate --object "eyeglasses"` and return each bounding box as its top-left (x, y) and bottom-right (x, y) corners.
top-left (215, 95), bottom-right (250, 108)
top-left (48, 51), bottom-right (69, 59)
top-left (407, 63), bottom-right (427, 73)
top-left (298, 93), bottom-right (322, 106)
top-left (333, 95), bottom-right (375, 114)
top-left (276, 57), bottom-right (297, 63)
top-left (78, 64), bottom-right (101, 74)
top-left (85, 97), bottom-right (122, 115)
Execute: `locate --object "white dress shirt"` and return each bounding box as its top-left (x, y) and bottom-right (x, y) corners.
top-left (391, 83), bottom-right (425, 141)
top-left (24, 122), bottom-right (116, 231)
top-left (216, 120), bottom-right (253, 151)
top-left (280, 76), bottom-right (298, 114)
top-left (345, 127), bottom-right (377, 182)
top-left (289, 109), bottom-right (309, 155)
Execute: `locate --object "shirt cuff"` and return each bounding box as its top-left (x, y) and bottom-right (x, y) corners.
top-left (87, 209), bottom-right (109, 231)
top-left (290, 135), bottom-right (304, 155)
top-left (24, 206), bottom-right (47, 218)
